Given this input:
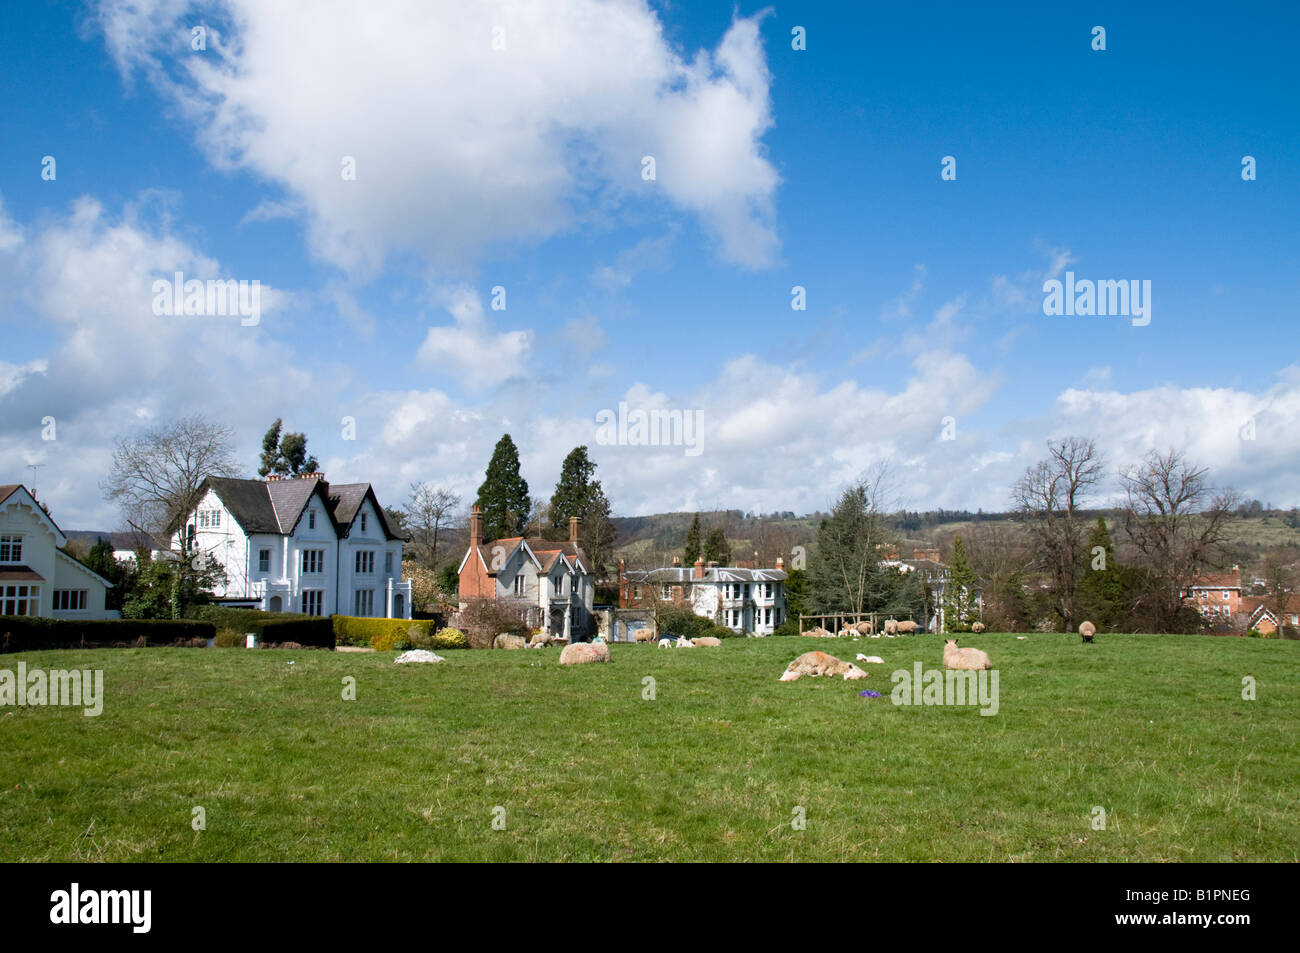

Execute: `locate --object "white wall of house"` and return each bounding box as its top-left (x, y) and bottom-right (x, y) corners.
top-left (1, 489), bottom-right (113, 620)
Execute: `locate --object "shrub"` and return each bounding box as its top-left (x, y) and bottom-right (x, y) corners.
top-left (0, 616), bottom-right (215, 652)
top-left (772, 619), bottom-right (801, 638)
top-left (704, 624), bottom-right (740, 640)
top-left (331, 615), bottom-right (435, 651)
top-left (188, 606), bottom-right (335, 649)
top-left (452, 599), bottom-right (528, 649)
top-left (656, 605), bottom-right (712, 639)
top-left (433, 627), bottom-right (468, 650)
top-left (214, 628), bottom-right (245, 648)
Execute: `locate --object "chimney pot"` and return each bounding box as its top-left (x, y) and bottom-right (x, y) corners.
top-left (569, 515), bottom-right (581, 544)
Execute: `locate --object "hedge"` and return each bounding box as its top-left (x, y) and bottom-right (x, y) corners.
top-left (0, 616), bottom-right (215, 652)
top-left (187, 606), bottom-right (335, 649)
top-left (331, 615), bottom-right (437, 650)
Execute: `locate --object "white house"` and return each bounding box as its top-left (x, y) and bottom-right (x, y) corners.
top-left (619, 556), bottom-right (788, 635)
top-left (457, 505), bottom-right (596, 639)
top-left (173, 473), bottom-right (413, 618)
top-left (0, 484), bottom-right (116, 620)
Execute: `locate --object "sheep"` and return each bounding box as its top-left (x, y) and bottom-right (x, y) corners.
top-left (493, 633), bottom-right (527, 650)
top-left (779, 651), bottom-right (869, 682)
top-left (692, 636), bottom-right (722, 647)
top-left (970, 622), bottom-right (986, 634)
top-left (657, 636), bottom-right (674, 649)
top-left (676, 637), bottom-right (695, 648)
top-left (883, 619), bottom-right (899, 635)
top-left (529, 632), bottom-right (553, 648)
top-left (1016, 636), bottom-right (1027, 641)
top-left (1079, 621), bottom-right (1096, 643)
top-left (943, 638), bottom-right (991, 671)
top-left (853, 620), bottom-right (875, 635)
top-left (839, 627), bottom-right (858, 639)
top-left (800, 626), bottom-right (834, 639)
top-left (855, 654), bottom-right (885, 664)
top-left (633, 628), bottom-right (655, 643)
top-left (896, 620), bottom-right (919, 635)
top-left (559, 641), bottom-right (610, 665)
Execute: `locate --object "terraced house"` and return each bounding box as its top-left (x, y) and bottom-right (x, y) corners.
top-left (618, 556), bottom-right (788, 635)
top-left (173, 473), bottom-right (412, 618)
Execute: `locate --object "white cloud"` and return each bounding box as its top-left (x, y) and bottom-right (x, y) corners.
top-left (415, 285), bottom-right (533, 386)
top-left (96, 0), bottom-right (781, 274)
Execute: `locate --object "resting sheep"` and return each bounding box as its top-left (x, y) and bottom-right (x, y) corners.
top-left (943, 638), bottom-right (991, 671)
top-left (855, 654), bottom-right (885, 664)
top-left (676, 637), bottom-right (695, 648)
top-left (1079, 621), bottom-right (1096, 643)
top-left (529, 632), bottom-right (553, 648)
top-left (970, 622), bottom-right (986, 634)
top-left (493, 633), bottom-right (527, 650)
top-left (779, 651), bottom-right (869, 682)
top-left (559, 641), bottom-right (610, 665)
top-left (692, 636), bottom-right (722, 647)
top-left (800, 626), bottom-right (835, 639)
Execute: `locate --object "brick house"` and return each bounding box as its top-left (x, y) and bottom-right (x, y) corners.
top-left (457, 504), bottom-right (595, 640)
top-left (1181, 567), bottom-right (1242, 622)
top-left (618, 556), bottom-right (787, 635)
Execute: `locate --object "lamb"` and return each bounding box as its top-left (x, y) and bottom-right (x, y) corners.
top-left (896, 620), bottom-right (919, 635)
top-left (839, 627), bottom-right (858, 639)
top-left (943, 638), bottom-right (991, 671)
top-left (657, 636), bottom-right (674, 649)
top-left (800, 626), bottom-right (834, 639)
top-left (883, 619), bottom-right (899, 635)
top-left (692, 636), bottom-right (722, 647)
top-left (1079, 621), bottom-right (1096, 643)
top-left (970, 622), bottom-right (986, 634)
top-left (493, 633), bottom-right (527, 650)
top-left (676, 637), bottom-right (695, 648)
top-left (779, 651), bottom-right (869, 682)
top-left (559, 641), bottom-right (610, 665)
top-left (855, 654), bottom-right (885, 664)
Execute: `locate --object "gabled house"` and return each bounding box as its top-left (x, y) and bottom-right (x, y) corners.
top-left (618, 556), bottom-right (787, 635)
top-left (172, 473), bottom-right (412, 618)
top-left (1182, 568), bottom-right (1242, 621)
top-left (457, 504), bottom-right (595, 639)
top-left (0, 484), bottom-right (115, 620)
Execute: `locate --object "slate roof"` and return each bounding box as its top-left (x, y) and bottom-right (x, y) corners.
top-left (197, 476), bottom-right (405, 540)
top-left (624, 566), bottom-right (787, 584)
top-left (0, 485), bottom-right (20, 506)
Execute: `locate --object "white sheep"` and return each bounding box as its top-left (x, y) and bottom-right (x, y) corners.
top-left (943, 638), bottom-right (991, 671)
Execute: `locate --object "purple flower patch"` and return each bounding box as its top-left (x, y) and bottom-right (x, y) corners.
top-left (858, 689), bottom-right (883, 698)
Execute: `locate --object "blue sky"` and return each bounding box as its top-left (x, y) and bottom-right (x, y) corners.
top-left (1, 1), bottom-right (1298, 527)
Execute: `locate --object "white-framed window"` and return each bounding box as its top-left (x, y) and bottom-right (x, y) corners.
top-left (301, 550), bottom-right (324, 574)
top-left (384, 551), bottom-right (393, 574)
top-left (633, 584), bottom-right (642, 599)
top-left (514, 574), bottom-right (525, 597)
top-left (53, 589), bottom-right (87, 612)
top-left (258, 549), bottom-right (271, 573)
top-left (2, 584), bottom-right (39, 615)
top-left (354, 589), bottom-right (374, 616)
top-left (1223, 591), bottom-right (1230, 600)
top-left (198, 509), bottom-right (221, 529)
top-left (355, 550), bottom-right (375, 574)
top-left (661, 583), bottom-right (672, 600)
top-left (301, 590), bottom-right (323, 616)
top-left (0, 535), bottom-right (22, 563)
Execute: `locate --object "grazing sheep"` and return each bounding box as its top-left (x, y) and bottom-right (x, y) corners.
top-left (971, 622), bottom-right (986, 634)
top-left (853, 620), bottom-right (875, 635)
top-left (493, 633), bottom-right (527, 650)
top-left (1079, 621), bottom-right (1096, 643)
top-left (633, 628), bottom-right (655, 643)
top-left (855, 654), bottom-right (885, 664)
top-left (896, 620), bottom-right (919, 635)
top-left (943, 638), bottom-right (992, 671)
top-left (559, 641), bottom-right (610, 665)
top-left (883, 619), bottom-right (899, 636)
top-left (779, 651), bottom-right (869, 682)
top-left (692, 636), bottom-right (722, 647)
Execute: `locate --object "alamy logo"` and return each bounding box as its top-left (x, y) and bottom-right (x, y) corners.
top-left (50, 883), bottom-right (151, 933)
top-left (0, 662), bottom-right (103, 716)
top-left (595, 401), bottom-right (704, 457)
top-left (1042, 271), bottom-right (1150, 326)
top-left (890, 662), bottom-right (999, 716)
top-left (151, 271), bottom-right (261, 326)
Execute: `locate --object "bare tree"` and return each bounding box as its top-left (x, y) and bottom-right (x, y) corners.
top-left (1119, 448), bottom-right (1239, 633)
top-left (1011, 436), bottom-right (1106, 630)
top-left (403, 482), bottom-right (461, 566)
top-left (103, 415), bottom-right (240, 542)
top-left (1262, 548), bottom-right (1299, 634)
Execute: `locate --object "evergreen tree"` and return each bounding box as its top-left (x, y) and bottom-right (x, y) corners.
top-left (942, 535), bottom-right (978, 632)
top-left (683, 513), bottom-right (702, 565)
top-left (703, 526), bottom-right (731, 565)
top-left (475, 434), bottom-right (531, 540)
top-left (258, 418), bottom-right (319, 477)
top-left (547, 445), bottom-right (618, 573)
top-left (1075, 515), bottom-right (1126, 631)
top-left (806, 481), bottom-right (891, 615)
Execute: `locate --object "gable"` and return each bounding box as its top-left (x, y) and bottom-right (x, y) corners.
top-left (0, 485), bottom-right (66, 548)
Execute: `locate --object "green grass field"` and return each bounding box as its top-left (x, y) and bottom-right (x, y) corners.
top-left (1, 634), bottom-right (1296, 862)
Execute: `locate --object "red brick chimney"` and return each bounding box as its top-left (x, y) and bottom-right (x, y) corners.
top-left (470, 504), bottom-right (483, 550)
top-left (694, 556), bottom-right (705, 579)
top-left (775, 556), bottom-right (784, 571)
top-left (569, 515), bottom-right (581, 544)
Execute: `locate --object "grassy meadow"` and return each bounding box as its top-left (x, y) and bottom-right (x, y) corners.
top-left (1, 633), bottom-right (1296, 862)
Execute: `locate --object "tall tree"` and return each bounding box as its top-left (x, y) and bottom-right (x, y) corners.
top-left (1012, 436), bottom-right (1105, 631)
top-left (942, 535), bottom-right (978, 632)
top-left (548, 446), bottom-right (617, 573)
top-left (683, 513), bottom-right (703, 565)
top-left (1075, 515), bottom-right (1127, 631)
top-left (475, 434), bottom-right (531, 540)
top-left (806, 467), bottom-right (894, 615)
top-left (404, 482), bottom-right (461, 565)
top-left (703, 526), bottom-right (731, 565)
top-left (257, 418), bottom-right (319, 477)
top-left (1119, 448), bottom-right (1239, 633)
